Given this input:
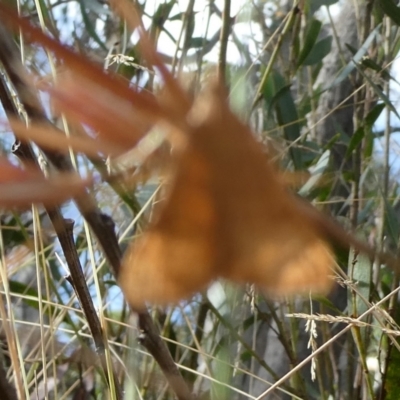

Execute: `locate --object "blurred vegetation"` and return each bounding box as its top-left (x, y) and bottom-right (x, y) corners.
top-left (1, 0), bottom-right (400, 399)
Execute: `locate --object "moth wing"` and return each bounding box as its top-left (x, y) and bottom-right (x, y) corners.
top-left (221, 174), bottom-right (335, 296)
top-left (227, 214), bottom-right (334, 296)
top-left (255, 235), bottom-right (334, 296)
top-left (190, 84), bottom-right (334, 295)
top-left (120, 145), bottom-right (217, 309)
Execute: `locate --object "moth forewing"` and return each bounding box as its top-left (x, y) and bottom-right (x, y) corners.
top-left (120, 141), bottom-right (218, 309)
top-left (187, 84), bottom-right (335, 294)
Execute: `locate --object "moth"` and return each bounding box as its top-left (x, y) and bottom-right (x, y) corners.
top-left (119, 84), bottom-right (335, 310)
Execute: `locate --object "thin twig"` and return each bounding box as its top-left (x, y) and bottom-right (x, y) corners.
top-left (218, 0), bottom-right (231, 84)
top-left (0, 364), bottom-right (18, 400)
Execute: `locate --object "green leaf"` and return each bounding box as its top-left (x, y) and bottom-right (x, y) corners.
top-left (153, 0), bottom-right (176, 27)
top-left (169, 12), bottom-right (185, 21)
top-left (265, 72), bottom-right (303, 169)
top-left (187, 37), bottom-right (208, 48)
top-left (322, 132), bottom-right (340, 152)
top-left (324, 24), bottom-right (381, 90)
top-left (78, 0), bottom-right (107, 51)
top-left (82, 0), bottom-right (111, 15)
top-left (311, 295), bottom-right (344, 315)
top-left (379, 0), bottom-right (400, 26)
top-left (261, 72), bottom-right (277, 114)
top-left (383, 305), bottom-right (400, 399)
top-left (384, 342), bottom-right (400, 400)
top-left (303, 36), bottom-right (332, 65)
top-left (310, 0), bottom-right (339, 14)
top-left (299, 150), bottom-right (330, 195)
top-left (242, 315), bottom-right (257, 331)
top-left (1, 214), bottom-right (31, 246)
top-left (296, 19), bottom-right (322, 68)
top-left (345, 43), bottom-right (358, 56)
top-left (117, 46), bottom-right (140, 80)
top-left (363, 132), bottom-right (374, 159)
top-left (345, 127), bottom-right (365, 158)
top-left (36, 0), bottom-right (53, 27)
top-left (9, 280), bottom-right (59, 318)
top-left (240, 350), bottom-right (252, 362)
top-left (392, 34), bottom-right (400, 57)
top-left (384, 198), bottom-right (400, 242)
top-left (9, 280), bottom-right (40, 301)
top-left (357, 198), bottom-right (375, 224)
top-left (298, 140), bottom-right (321, 165)
top-left (347, 239), bottom-right (372, 342)
top-left (347, 244), bottom-right (372, 317)
top-left (365, 103), bottom-right (386, 130)
top-left (356, 63), bottom-right (400, 119)
top-left (361, 56), bottom-right (392, 81)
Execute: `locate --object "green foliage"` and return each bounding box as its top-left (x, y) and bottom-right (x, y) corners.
top-left (262, 70), bottom-right (303, 169)
top-left (379, 0), bottom-right (400, 26)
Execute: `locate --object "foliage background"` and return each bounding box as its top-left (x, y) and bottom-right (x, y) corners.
top-left (1, 0), bottom-right (400, 399)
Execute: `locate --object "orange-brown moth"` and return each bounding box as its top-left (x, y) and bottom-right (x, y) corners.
top-left (109, 0), bottom-right (336, 309)
top-left (119, 83), bottom-right (335, 309)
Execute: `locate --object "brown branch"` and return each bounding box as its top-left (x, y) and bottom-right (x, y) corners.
top-left (0, 365), bottom-right (18, 400)
top-left (0, 336), bottom-right (18, 400)
top-left (47, 214), bottom-right (123, 398)
top-left (218, 0), bottom-right (232, 84)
